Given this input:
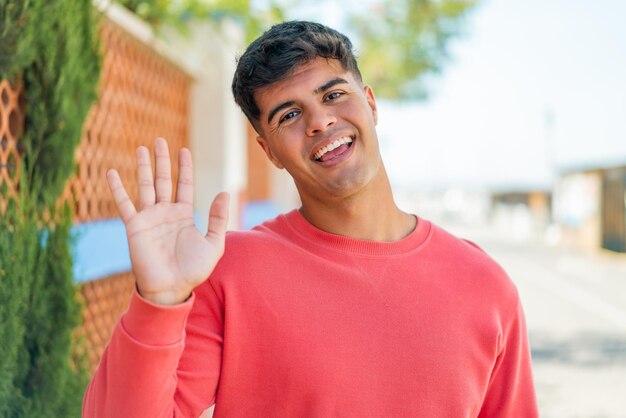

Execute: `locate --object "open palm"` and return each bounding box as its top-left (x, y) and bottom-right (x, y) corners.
top-left (107, 138), bottom-right (229, 305)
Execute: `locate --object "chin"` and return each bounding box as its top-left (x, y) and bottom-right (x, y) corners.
top-left (323, 172), bottom-right (373, 198)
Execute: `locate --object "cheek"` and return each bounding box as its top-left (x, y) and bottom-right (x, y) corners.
top-left (342, 98), bottom-right (375, 124)
top-left (346, 108), bottom-right (375, 129)
top-left (271, 139), bottom-right (306, 166)
top-left (281, 126), bottom-right (310, 157)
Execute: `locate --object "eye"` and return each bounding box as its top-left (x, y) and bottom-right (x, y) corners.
top-left (325, 91), bottom-right (344, 101)
top-left (279, 109), bottom-right (300, 124)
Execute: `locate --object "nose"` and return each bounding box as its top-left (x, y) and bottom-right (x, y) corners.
top-left (305, 106), bottom-right (336, 137)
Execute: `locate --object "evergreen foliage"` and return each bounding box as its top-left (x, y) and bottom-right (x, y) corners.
top-left (0, 0), bottom-right (101, 208)
top-left (0, 196), bottom-right (37, 417)
top-left (0, 0), bottom-right (101, 415)
top-left (0, 199), bottom-right (87, 417)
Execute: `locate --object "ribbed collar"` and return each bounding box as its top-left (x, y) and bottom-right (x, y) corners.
top-left (277, 209), bottom-right (432, 258)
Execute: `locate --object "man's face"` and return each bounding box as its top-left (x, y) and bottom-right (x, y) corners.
top-left (254, 58), bottom-right (382, 204)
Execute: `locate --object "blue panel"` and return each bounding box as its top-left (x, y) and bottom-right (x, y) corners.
top-left (72, 219), bottom-right (130, 283)
top-left (72, 212), bottom-right (208, 283)
top-left (241, 200), bottom-right (281, 230)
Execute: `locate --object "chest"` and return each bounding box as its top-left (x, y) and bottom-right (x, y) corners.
top-left (217, 257), bottom-right (501, 415)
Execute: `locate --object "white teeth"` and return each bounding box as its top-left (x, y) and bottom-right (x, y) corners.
top-left (314, 137), bottom-right (353, 160)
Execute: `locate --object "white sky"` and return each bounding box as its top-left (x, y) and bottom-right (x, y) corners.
top-left (284, 0), bottom-right (626, 191)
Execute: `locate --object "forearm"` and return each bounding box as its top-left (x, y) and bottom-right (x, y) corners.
top-left (82, 290), bottom-right (194, 418)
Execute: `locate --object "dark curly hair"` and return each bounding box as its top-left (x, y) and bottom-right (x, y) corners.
top-left (231, 21), bottom-right (362, 133)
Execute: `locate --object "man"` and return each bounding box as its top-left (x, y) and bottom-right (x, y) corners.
top-left (83, 21), bottom-right (538, 417)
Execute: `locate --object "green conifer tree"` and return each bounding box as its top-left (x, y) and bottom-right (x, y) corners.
top-left (0, 0), bottom-right (100, 415)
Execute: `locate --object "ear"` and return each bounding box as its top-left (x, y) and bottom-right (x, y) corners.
top-left (256, 136), bottom-right (284, 169)
top-left (363, 85), bottom-right (378, 125)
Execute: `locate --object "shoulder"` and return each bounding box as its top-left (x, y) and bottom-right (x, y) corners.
top-left (223, 212), bottom-right (294, 254)
top-left (427, 222), bottom-right (520, 307)
top-left (207, 213), bottom-right (298, 283)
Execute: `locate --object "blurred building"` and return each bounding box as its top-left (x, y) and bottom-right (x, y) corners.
top-left (491, 189), bottom-right (552, 242)
top-left (483, 164), bottom-right (625, 256)
top-left (553, 166), bottom-right (626, 254)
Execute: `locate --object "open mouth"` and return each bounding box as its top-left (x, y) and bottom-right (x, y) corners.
top-left (313, 136), bottom-right (354, 162)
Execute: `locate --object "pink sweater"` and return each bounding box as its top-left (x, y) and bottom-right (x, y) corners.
top-left (83, 210), bottom-right (538, 417)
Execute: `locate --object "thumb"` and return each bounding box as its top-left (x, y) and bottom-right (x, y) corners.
top-left (205, 192), bottom-right (230, 244)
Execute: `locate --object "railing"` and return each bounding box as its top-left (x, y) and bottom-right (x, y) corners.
top-left (0, 77), bottom-right (24, 210)
top-left (71, 16), bottom-right (193, 372)
top-left (65, 19), bottom-right (190, 223)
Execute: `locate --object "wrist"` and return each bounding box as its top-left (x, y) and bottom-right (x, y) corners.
top-left (137, 286), bottom-right (192, 306)
top-left (122, 289), bottom-right (194, 345)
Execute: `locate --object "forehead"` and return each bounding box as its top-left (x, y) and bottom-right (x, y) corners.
top-left (254, 58), bottom-right (356, 115)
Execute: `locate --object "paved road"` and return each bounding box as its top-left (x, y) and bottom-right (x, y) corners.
top-left (445, 221), bottom-right (626, 418)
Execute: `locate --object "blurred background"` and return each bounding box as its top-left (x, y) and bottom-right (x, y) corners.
top-left (1, 0), bottom-right (624, 416)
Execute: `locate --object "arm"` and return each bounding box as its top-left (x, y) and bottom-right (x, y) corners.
top-left (478, 298), bottom-right (539, 418)
top-left (82, 291), bottom-right (194, 417)
top-left (82, 284), bottom-right (225, 417)
top-left (82, 138), bottom-right (229, 417)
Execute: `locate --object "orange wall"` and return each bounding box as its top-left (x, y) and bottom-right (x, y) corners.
top-left (245, 122), bottom-right (273, 201)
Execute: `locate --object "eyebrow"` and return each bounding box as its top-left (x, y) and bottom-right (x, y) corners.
top-left (266, 77), bottom-right (350, 124)
top-left (267, 100), bottom-right (296, 125)
top-left (314, 77), bottom-right (349, 95)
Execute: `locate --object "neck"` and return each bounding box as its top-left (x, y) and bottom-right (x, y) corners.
top-left (298, 168), bottom-right (416, 242)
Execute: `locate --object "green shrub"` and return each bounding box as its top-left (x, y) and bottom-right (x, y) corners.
top-left (0, 199), bottom-right (88, 417)
top-left (0, 0), bottom-right (101, 416)
top-left (1, 0), bottom-right (101, 209)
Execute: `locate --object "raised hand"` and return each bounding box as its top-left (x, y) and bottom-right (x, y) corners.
top-left (106, 138), bottom-right (229, 305)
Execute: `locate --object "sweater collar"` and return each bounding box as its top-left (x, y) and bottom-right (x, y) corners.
top-left (278, 209), bottom-right (431, 257)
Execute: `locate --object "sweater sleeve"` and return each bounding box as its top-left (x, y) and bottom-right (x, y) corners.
top-left (82, 281), bottom-right (225, 418)
top-left (477, 297), bottom-right (539, 418)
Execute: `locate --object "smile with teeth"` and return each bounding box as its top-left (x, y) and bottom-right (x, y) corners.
top-left (313, 136), bottom-right (353, 161)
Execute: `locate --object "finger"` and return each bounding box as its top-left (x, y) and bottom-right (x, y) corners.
top-left (136, 146), bottom-right (155, 209)
top-left (205, 192), bottom-right (230, 245)
top-left (107, 169), bottom-right (137, 223)
top-left (175, 148), bottom-right (194, 205)
top-left (154, 138), bottom-right (172, 203)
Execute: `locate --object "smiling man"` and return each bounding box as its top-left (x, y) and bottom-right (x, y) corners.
top-left (83, 21), bottom-right (538, 417)
top-left (251, 56), bottom-right (415, 242)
